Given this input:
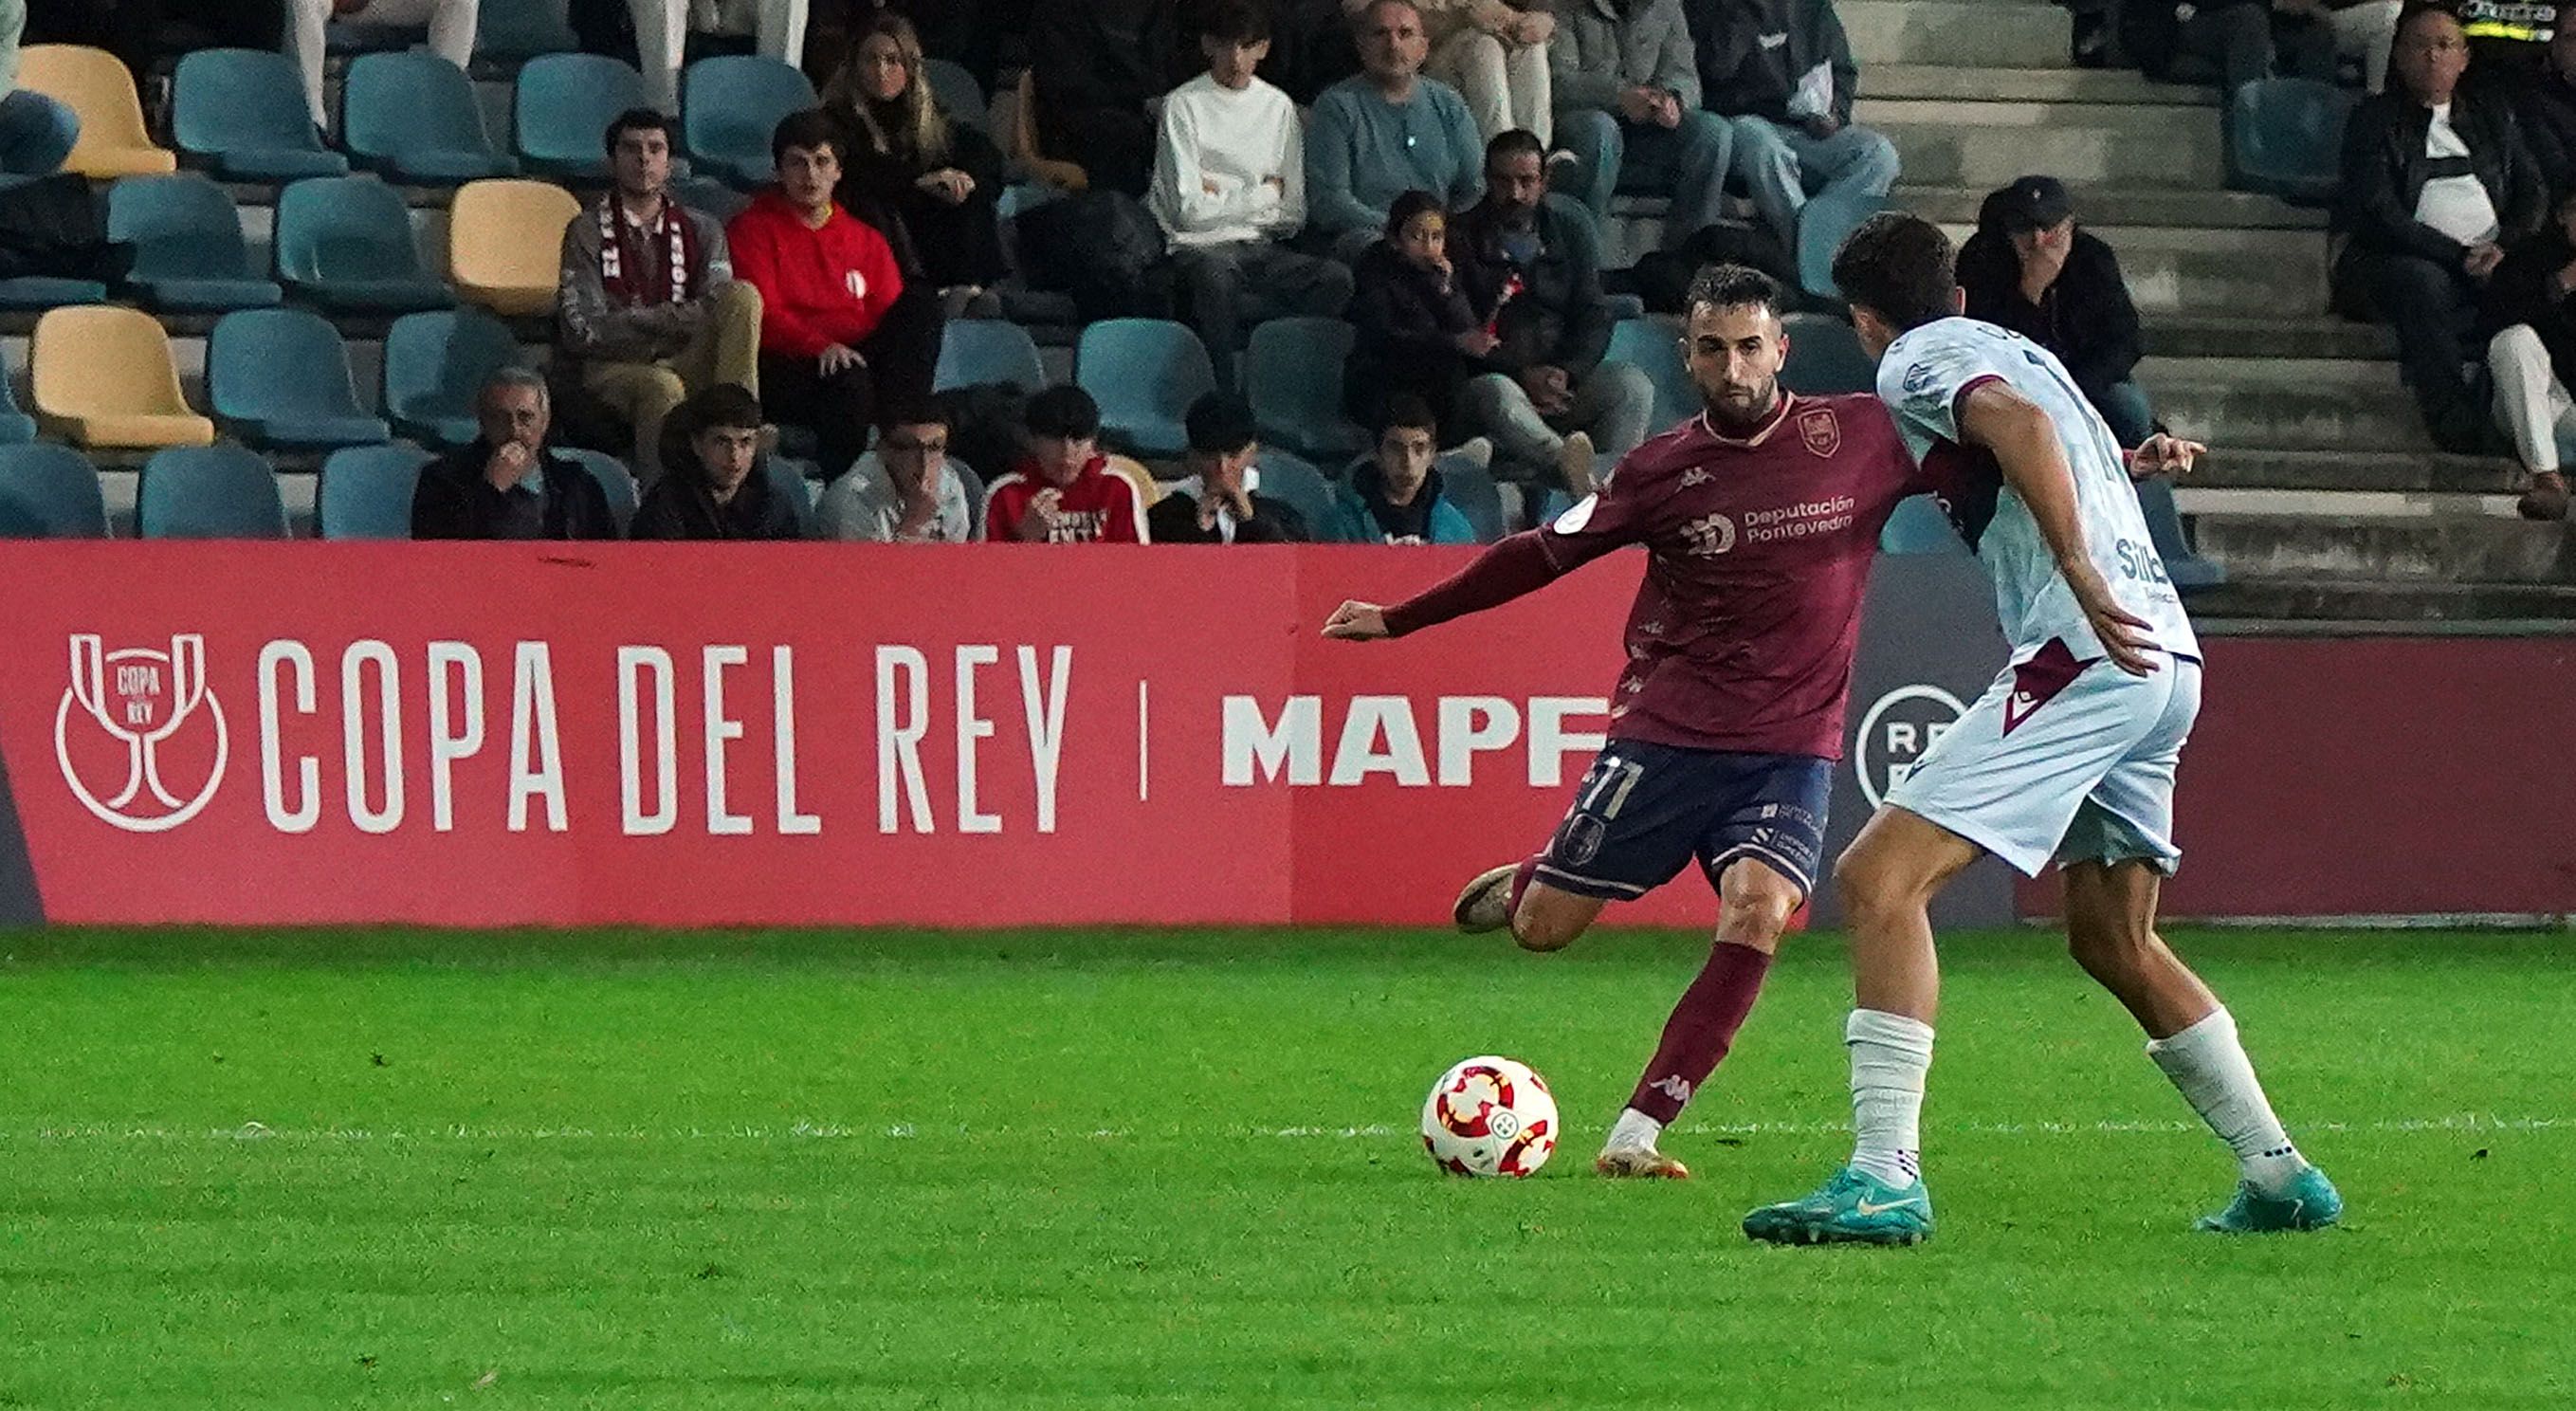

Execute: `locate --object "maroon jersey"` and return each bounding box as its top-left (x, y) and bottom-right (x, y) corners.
top-left (1383, 393), bottom-right (1923, 759)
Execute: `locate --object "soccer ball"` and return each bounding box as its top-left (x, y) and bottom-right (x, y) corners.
top-left (1420, 1055), bottom-right (1559, 1177)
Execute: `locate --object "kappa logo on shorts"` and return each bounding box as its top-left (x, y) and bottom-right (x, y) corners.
top-left (1799, 407), bottom-right (1841, 459)
top-left (1854, 684), bottom-right (1967, 809)
top-left (55, 633), bottom-right (229, 833)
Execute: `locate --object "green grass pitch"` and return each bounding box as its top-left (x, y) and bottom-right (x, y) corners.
top-left (3, 925), bottom-right (2570, 1408)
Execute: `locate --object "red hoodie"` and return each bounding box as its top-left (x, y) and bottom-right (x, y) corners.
top-left (724, 189), bottom-right (905, 359)
top-left (982, 456), bottom-right (1149, 543)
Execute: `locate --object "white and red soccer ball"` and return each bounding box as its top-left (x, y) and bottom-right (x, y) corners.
top-left (1420, 1055), bottom-right (1559, 1178)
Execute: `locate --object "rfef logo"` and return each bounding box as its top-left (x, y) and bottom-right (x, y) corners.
top-left (55, 633), bottom-right (229, 832)
top-left (1853, 684), bottom-right (1965, 809)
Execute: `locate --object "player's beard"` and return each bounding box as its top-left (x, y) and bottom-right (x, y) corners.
top-left (1705, 376), bottom-right (1781, 431)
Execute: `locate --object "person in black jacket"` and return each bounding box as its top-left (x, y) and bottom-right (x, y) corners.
top-left (2121, 0), bottom-right (2333, 94)
top-left (630, 384), bottom-right (808, 540)
top-left (2510, 23), bottom-right (2576, 201)
top-left (1149, 392), bottom-right (1312, 541)
top-left (1684, 0), bottom-right (1899, 252)
top-left (824, 11), bottom-right (1010, 312)
top-left (2479, 187), bottom-right (2576, 517)
top-left (2335, 2), bottom-right (2547, 451)
top-left (1346, 190), bottom-right (1497, 437)
top-left (411, 369), bottom-right (619, 541)
top-left (1029, 0), bottom-right (1192, 196)
top-left (1955, 175), bottom-right (2154, 447)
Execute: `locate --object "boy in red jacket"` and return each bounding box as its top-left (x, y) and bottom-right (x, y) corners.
top-left (726, 109), bottom-right (944, 477)
top-left (983, 385), bottom-right (1151, 542)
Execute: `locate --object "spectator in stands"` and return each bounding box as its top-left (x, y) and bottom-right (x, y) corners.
top-left (727, 109), bottom-right (944, 479)
top-left (1451, 128), bottom-right (1651, 493)
top-left (1151, 391), bottom-right (1312, 541)
top-left (1028, 0), bottom-right (1190, 196)
top-left (1308, 0), bottom-right (1489, 261)
top-left (630, 383), bottom-right (805, 539)
top-left (1330, 393), bottom-right (1479, 541)
top-left (2480, 188), bottom-right (2576, 518)
top-left (1356, 0), bottom-right (1555, 144)
top-left (2511, 20), bottom-right (2576, 197)
top-left (1550, 0), bottom-right (1734, 248)
top-left (2317, 0), bottom-right (2405, 93)
top-left (560, 109), bottom-right (764, 487)
top-left (1686, 0), bottom-right (1900, 253)
top-left (572, 0), bottom-right (813, 116)
top-left (983, 385), bottom-right (1153, 541)
top-left (2125, 0), bottom-right (2334, 94)
top-left (1346, 190), bottom-right (1495, 437)
top-left (0, 0), bottom-right (74, 176)
top-left (1150, 0), bottom-right (1357, 384)
top-left (823, 11), bottom-right (1008, 318)
top-left (2460, 0), bottom-right (2557, 85)
top-left (286, 0), bottom-right (479, 128)
top-left (815, 398), bottom-right (977, 541)
top-left (411, 368), bottom-right (618, 540)
top-left (2336, 2), bottom-right (2546, 452)
top-left (1198, 0), bottom-right (1364, 102)
top-left (1955, 175), bottom-right (2154, 447)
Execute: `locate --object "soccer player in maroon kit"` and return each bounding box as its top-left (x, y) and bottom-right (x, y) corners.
top-left (1324, 265), bottom-right (1928, 1179)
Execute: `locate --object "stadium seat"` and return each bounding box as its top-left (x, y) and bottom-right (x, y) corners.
top-left (1244, 318), bottom-right (1367, 461)
top-left (108, 174), bottom-right (284, 313)
top-left (1798, 190), bottom-right (1894, 300)
top-left (935, 318), bottom-right (1048, 394)
top-left (768, 456), bottom-right (817, 535)
top-left (274, 176), bottom-right (456, 313)
top-left (209, 308), bottom-right (393, 451)
top-left (30, 306), bottom-right (216, 449)
top-left (18, 45), bottom-right (177, 178)
top-left (515, 53), bottom-right (648, 180)
top-left (0, 444), bottom-right (108, 538)
top-left (171, 49), bottom-right (349, 182)
top-left (318, 443), bottom-right (436, 540)
top-left (342, 50), bottom-right (520, 185)
top-left (1104, 454), bottom-right (1162, 509)
top-left (558, 448), bottom-right (640, 533)
top-left (1252, 449), bottom-right (1337, 536)
top-left (0, 275), bottom-right (106, 310)
top-left (2228, 78), bottom-right (2356, 204)
top-left (1604, 316), bottom-right (1695, 435)
top-left (669, 174), bottom-right (753, 225)
top-left (384, 308), bottom-right (522, 446)
top-left (1078, 319), bottom-right (1217, 458)
top-left (2133, 476), bottom-right (2227, 590)
top-left (1438, 454), bottom-right (1505, 543)
top-left (0, 348), bottom-right (36, 445)
top-left (450, 179), bottom-right (583, 317)
top-left (476, 3), bottom-right (580, 58)
top-left (682, 56), bottom-right (818, 188)
top-left (953, 459), bottom-right (988, 537)
top-left (1880, 495), bottom-right (1967, 554)
top-left (926, 59), bottom-right (986, 130)
top-left (1781, 313), bottom-right (1877, 396)
top-left (137, 444), bottom-right (290, 540)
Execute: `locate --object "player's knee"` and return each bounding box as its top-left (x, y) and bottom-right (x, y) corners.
top-left (1832, 847), bottom-right (1909, 925)
top-left (1510, 910), bottom-right (1583, 953)
top-left (1716, 870), bottom-right (1800, 948)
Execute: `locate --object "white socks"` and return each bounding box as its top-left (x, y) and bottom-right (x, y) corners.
top-left (1846, 1009), bottom-right (1934, 1187)
top-left (1604, 1107), bottom-right (1664, 1153)
top-left (2147, 1006), bottom-right (2306, 1195)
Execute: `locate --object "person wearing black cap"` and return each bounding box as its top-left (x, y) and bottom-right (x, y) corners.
top-left (1954, 175), bottom-right (2154, 448)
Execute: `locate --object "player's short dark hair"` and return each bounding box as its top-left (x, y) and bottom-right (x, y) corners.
top-left (1378, 393), bottom-right (1438, 437)
top-left (1485, 128), bottom-right (1545, 172)
top-left (604, 107), bottom-right (674, 157)
top-left (770, 108), bottom-right (844, 166)
top-left (1385, 190), bottom-right (1445, 235)
top-left (1025, 384), bottom-right (1102, 440)
top-left (1686, 264), bottom-right (1785, 322)
top-left (1185, 391), bottom-right (1260, 456)
top-left (1199, 0), bottom-right (1271, 45)
top-left (685, 382), bottom-right (763, 433)
top-left (878, 395), bottom-right (949, 435)
top-left (1830, 211), bottom-right (1959, 333)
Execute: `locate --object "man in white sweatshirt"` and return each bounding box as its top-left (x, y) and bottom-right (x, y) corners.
top-left (1149, 0), bottom-right (1358, 385)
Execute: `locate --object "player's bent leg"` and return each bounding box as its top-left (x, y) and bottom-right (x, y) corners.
top-left (1511, 883), bottom-right (1605, 954)
top-left (2062, 858), bottom-right (2219, 1037)
top-left (1833, 806), bottom-right (1983, 1021)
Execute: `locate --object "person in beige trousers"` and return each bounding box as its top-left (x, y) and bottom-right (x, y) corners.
top-left (1347, 0), bottom-right (1554, 143)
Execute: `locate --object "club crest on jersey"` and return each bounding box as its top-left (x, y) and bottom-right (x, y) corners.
top-left (1902, 361), bottom-right (1938, 396)
top-left (1799, 408), bottom-right (1841, 459)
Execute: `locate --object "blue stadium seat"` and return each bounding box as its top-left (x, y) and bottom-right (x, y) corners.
top-left (342, 50), bottom-right (520, 185)
top-left (0, 444), bottom-right (107, 538)
top-left (1245, 317), bottom-right (1367, 461)
top-left (516, 53), bottom-right (648, 181)
top-left (558, 448), bottom-right (639, 534)
top-left (1604, 315), bottom-right (1694, 434)
top-left (925, 59), bottom-right (986, 130)
top-left (108, 174), bottom-right (283, 313)
top-left (1252, 449), bottom-right (1337, 536)
top-left (318, 443), bottom-right (435, 540)
top-left (682, 56), bottom-right (817, 188)
top-left (1799, 190), bottom-right (1894, 300)
top-left (172, 49), bottom-right (349, 182)
top-left (1077, 319), bottom-right (1217, 458)
top-left (2133, 476), bottom-right (2226, 590)
top-left (0, 346), bottom-right (39, 446)
top-left (137, 444), bottom-right (289, 539)
top-left (2228, 78), bottom-right (2355, 204)
top-left (384, 308), bottom-right (522, 447)
top-left (1781, 312), bottom-right (1877, 396)
top-left (769, 456), bottom-right (817, 535)
top-left (669, 174), bottom-right (752, 224)
top-left (476, 3), bottom-right (580, 58)
top-left (208, 307), bottom-right (393, 450)
top-left (275, 176), bottom-right (456, 312)
top-left (935, 318), bottom-right (1047, 394)
top-left (1880, 495), bottom-right (1967, 554)
top-left (1437, 455), bottom-right (1505, 543)
top-left (0, 276), bottom-right (106, 309)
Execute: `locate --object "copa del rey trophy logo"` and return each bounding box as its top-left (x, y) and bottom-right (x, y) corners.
top-left (54, 633), bottom-right (229, 833)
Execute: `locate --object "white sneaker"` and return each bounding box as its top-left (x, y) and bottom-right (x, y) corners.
top-left (1452, 863), bottom-right (1518, 933)
top-left (1558, 431), bottom-right (1597, 497)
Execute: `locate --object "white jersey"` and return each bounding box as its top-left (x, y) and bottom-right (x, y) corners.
top-left (1878, 317), bottom-right (2199, 665)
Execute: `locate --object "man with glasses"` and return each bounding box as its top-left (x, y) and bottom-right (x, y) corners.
top-left (816, 400), bottom-right (977, 541)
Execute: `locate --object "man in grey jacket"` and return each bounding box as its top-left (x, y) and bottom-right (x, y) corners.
top-left (557, 107), bottom-right (763, 486)
top-left (815, 399), bottom-right (977, 541)
top-left (1550, 0), bottom-right (1733, 248)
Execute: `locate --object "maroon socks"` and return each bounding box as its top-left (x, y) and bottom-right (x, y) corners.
top-left (1625, 940), bottom-right (1775, 1125)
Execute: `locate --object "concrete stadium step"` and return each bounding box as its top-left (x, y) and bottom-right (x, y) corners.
top-left (2139, 356), bottom-right (2437, 451)
top-left (1891, 184), bottom-right (2326, 230)
top-left (1867, 65), bottom-right (2215, 106)
top-left (2191, 511), bottom-right (2572, 583)
top-left (1863, 102), bottom-right (2224, 190)
top-left (1841, 0), bottom-right (2070, 68)
top-left (1919, 223), bottom-right (2329, 317)
top-left (2187, 575), bottom-right (2576, 620)
top-left (2174, 486), bottom-right (2526, 519)
top-left (2146, 316), bottom-right (2392, 361)
top-left (2187, 446), bottom-right (2521, 493)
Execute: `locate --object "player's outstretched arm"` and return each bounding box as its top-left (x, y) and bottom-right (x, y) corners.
top-left (1957, 381), bottom-right (2160, 676)
top-left (1317, 531), bottom-right (1569, 641)
top-left (2124, 433), bottom-right (2205, 481)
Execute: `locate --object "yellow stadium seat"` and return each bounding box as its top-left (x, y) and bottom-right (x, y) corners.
top-left (32, 306), bottom-right (215, 449)
top-left (20, 46), bottom-right (178, 178)
top-left (1105, 454), bottom-right (1161, 509)
top-left (449, 179), bottom-right (582, 317)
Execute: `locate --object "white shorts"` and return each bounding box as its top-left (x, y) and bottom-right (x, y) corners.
top-left (1885, 641), bottom-right (2201, 878)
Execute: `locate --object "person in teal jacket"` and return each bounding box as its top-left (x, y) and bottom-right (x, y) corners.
top-left (1330, 394), bottom-right (1485, 543)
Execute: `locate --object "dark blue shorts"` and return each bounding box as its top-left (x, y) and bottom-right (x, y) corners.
top-left (1535, 742), bottom-right (1834, 903)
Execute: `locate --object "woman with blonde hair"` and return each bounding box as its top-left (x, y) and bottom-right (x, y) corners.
top-left (824, 11), bottom-right (1009, 312)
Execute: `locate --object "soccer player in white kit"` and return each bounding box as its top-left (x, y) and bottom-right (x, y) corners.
top-left (1741, 212), bottom-right (2343, 1245)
